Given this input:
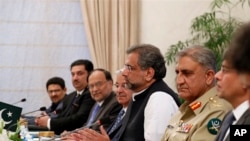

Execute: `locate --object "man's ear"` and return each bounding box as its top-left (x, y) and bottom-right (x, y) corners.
top-left (145, 67), bottom-right (155, 81)
top-left (205, 69), bottom-right (215, 85)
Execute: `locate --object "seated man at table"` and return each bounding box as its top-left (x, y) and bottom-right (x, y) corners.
top-left (43, 76), bottom-right (68, 118)
top-left (61, 70), bottom-right (133, 141)
top-left (22, 76), bottom-right (67, 128)
top-left (35, 59), bottom-right (95, 135)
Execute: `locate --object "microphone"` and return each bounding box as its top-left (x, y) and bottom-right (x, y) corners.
top-left (12, 98), bottom-right (26, 105)
top-left (21, 106), bottom-right (47, 116)
top-left (59, 117), bottom-right (111, 138)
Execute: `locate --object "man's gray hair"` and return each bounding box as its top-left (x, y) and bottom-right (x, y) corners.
top-left (127, 44), bottom-right (166, 80)
top-left (176, 45), bottom-right (216, 72)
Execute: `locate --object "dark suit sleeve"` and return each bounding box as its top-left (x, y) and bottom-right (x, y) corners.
top-left (109, 102), bottom-right (122, 121)
top-left (91, 93), bottom-right (122, 131)
top-left (102, 101), bottom-right (122, 130)
top-left (50, 91), bottom-right (95, 135)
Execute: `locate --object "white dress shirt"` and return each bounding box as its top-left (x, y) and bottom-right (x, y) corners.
top-left (144, 91), bottom-right (179, 141)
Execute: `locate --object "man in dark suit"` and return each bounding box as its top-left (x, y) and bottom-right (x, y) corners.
top-left (35, 59), bottom-right (95, 135)
top-left (23, 76), bottom-right (67, 127)
top-left (78, 71), bottom-right (133, 140)
top-left (214, 22), bottom-right (250, 141)
top-left (61, 68), bottom-right (122, 141)
top-left (106, 72), bottom-right (133, 138)
top-left (84, 68), bottom-right (122, 130)
top-left (44, 77), bottom-right (68, 118)
top-left (64, 45), bottom-right (181, 141)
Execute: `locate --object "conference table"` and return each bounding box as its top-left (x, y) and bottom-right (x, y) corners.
top-left (26, 125), bottom-right (61, 141)
top-left (28, 131), bottom-right (61, 141)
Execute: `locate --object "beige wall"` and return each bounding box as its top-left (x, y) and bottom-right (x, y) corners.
top-left (139, 0), bottom-right (250, 92)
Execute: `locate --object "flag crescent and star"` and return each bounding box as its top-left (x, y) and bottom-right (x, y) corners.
top-left (0, 102), bottom-right (22, 132)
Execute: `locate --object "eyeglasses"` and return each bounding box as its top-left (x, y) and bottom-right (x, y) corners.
top-left (123, 64), bottom-right (136, 72)
top-left (48, 89), bottom-right (62, 94)
top-left (114, 83), bottom-right (129, 89)
top-left (88, 81), bottom-right (108, 90)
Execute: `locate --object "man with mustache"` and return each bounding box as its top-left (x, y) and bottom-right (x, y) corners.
top-left (23, 77), bottom-right (67, 128)
top-left (62, 44), bottom-right (181, 141)
top-left (35, 59), bottom-right (95, 135)
top-left (43, 76), bottom-right (68, 118)
top-left (61, 71), bottom-right (133, 141)
top-left (161, 46), bottom-right (232, 141)
top-left (84, 68), bottom-right (122, 131)
top-left (116, 44), bottom-right (181, 141)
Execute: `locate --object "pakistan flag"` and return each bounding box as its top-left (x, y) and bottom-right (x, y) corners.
top-left (0, 101), bottom-right (22, 132)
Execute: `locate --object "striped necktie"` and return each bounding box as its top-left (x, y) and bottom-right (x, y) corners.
top-left (109, 109), bottom-right (125, 134)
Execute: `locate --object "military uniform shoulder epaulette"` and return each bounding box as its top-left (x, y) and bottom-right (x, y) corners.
top-left (208, 96), bottom-right (231, 109)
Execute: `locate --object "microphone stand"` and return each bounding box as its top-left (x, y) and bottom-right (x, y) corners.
top-left (21, 107), bottom-right (46, 116)
top-left (12, 98), bottom-right (26, 105)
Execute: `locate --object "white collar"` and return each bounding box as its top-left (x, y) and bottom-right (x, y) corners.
top-left (97, 101), bottom-right (104, 107)
top-left (77, 89), bottom-right (85, 96)
top-left (233, 100), bottom-right (250, 121)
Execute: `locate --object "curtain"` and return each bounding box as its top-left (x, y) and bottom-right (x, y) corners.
top-left (0, 0), bottom-right (91, 114)
top-left (80, 0), bottom-right (139, 74)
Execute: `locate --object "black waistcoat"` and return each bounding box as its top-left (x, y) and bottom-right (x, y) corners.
top-left (114, 79), bottom-right (180, 141)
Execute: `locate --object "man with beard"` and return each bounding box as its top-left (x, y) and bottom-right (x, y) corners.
top-left (61, 44), bottom-right (180, 141)
top-left (116, 44), bottom-right (181, 141)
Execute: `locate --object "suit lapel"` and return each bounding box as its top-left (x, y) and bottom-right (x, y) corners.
top-left (63, 92), bottom-right (79, 116)
top-left (93, 93), bottom-right (114, 121)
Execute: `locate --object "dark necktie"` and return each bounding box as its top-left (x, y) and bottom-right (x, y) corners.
top-left (216, 112), bottom-right (235, 141)
top-left (72, 93), bottom-right (81, 108)
top-left (65, 93), bottom-right (81, 116)
top-left (87, 104), bottom-right (101, 126)
top-left (109, 109), bottom-right (125, 134)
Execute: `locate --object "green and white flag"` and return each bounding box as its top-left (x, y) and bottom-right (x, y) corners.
top-left (0, 101), bottom-right (22, 132)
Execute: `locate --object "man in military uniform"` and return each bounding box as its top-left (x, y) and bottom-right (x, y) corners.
top-left (161, 46), bottom-right (232, 141)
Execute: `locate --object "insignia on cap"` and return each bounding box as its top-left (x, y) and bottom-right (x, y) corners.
top-left (189, 101), bottom-right (201, 111)
top-left (207, 118), bottom-right (222, 135)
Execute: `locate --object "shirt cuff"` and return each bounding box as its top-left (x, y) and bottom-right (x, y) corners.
top-left (47, 118), bottom-right (51, 130)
